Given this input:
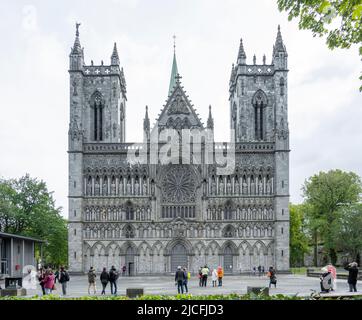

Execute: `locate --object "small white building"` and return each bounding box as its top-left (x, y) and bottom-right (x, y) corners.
top-left (0, 232), bottom-right (44, 278)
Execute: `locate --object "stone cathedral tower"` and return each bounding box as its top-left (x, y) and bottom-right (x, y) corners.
top-left (68, 24), bottom-right (290, 274)
top-left (229, 25), bottom-right (290, 270)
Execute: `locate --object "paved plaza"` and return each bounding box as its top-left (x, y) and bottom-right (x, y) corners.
top-left (18, 274), bottom-right (360, 298)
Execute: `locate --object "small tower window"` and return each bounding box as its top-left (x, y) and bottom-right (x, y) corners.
top-left (280, 77), bottom-right (285, 96)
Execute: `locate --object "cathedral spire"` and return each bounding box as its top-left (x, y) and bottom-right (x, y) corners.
top-left (272, 25), bottom-right (288, 69)
top-left (273, 25), bottom-right (287, 56)
top-left (71, 22), bottom-right (82, 55)
top-left (237, 38), bottom-right (246, 65)
top-left (168, 35), bottom-right (179, 96)
top-left (207, 105), bottom-right (214, 130)
top-left (111, 42), bottom-right (120, 65)
top-left (143, 105), bottom-right (150, 141)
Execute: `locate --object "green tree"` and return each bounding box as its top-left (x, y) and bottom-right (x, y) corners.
top-left (302, 169), bottom-right (362, 264)
top-left (277, 0), bottom-right (362, 91)
top-left (289, 204), bottom-right (310, 267)
top-left (0, 175), bottom-right (68, 266)
top-left (331, 204), bottom-right (362, 264)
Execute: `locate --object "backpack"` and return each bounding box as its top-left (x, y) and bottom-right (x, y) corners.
top-left (187, 272), bottom-right (191, 280)
top-left (64, 271), bottom-right (70, 282)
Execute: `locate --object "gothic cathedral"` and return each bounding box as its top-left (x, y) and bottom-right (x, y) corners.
top-left (68, 25), bottom-right (290, 274)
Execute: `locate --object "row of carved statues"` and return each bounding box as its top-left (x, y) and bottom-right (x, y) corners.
top-left (83, 174), bottom-right (274, 197)
top-left (84, 205), bottom-right (151, 222)
top-left (206, 206), bottom-right (274, 221)
top-left (208, 175), bottom-right (273, 196)
top-left (82, 222), bottom-right (275, 239)
top-left (83, 205), bottom-right (274, 221)
top-left (84, 176), bottom-right (153, 197)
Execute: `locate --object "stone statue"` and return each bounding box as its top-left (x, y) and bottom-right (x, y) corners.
top-left (126, 181), bottom-right (131, 195)
top-left (143, 182), bottom-right (148, 195)
top-left (258, 181), bottom-right (263, 195)
top-left (95, 180), bottom-right (100, 195)
top-left (242, 181), bottom-right (248, 195)
top-left (211, 181), bottom-right (216, 195)
top-left (219, 181), bottom-right (224, 195)
top-left (234, 180), bottom-right (240, 195)
top-left (134, 181), bottom-right (140, 195)
top-left (226, 181), bottom-right (232, 195)
top-left (250, 180), bottom-right (255, 195)
top-left (111, 180), bottom-right (116, 195)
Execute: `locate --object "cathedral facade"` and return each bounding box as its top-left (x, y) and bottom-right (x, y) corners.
top-left (68, 25), bottom-right (290, 274)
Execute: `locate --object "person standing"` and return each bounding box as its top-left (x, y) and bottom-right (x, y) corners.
top-left (198, 267), bottom-right (202, 287)
top-left (182, 267), bottom-right (189, 293)
top-left (175, 266), bottom-right (186, 294)
top-left (87, 266), bottom-right (97, 295)
top-left (212, 268), bottom-right (218, 287)
top-left (109, 265), bottom-right (119, 295)
top-left (217, 266), bottom-right (224, 287)
top-left (43, 269), bottom-right (55, 295)
top-left (345, 262), bottom-right (359, 292)
top-left (122, 265), bottom-right (126, 277)
top-left (201, 265), bottom-right (209, 287)
top-left (100, 267), bottom-right (110, 295)
top-left (267, 266), bottom-right (277, 288)
top-left (58, 266), bottom-right (70, 296)
top-left (38, 268), bottom-right (46, 295)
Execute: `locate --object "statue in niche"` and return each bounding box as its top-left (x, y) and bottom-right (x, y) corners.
top-left (242, 180), bottom-right (248, 194)
top-left (126, 180), bottom-right (131, 195)
top-left (95, 180), bottom-right (100, 195)
top-left (250, 179), bottom-right (255, 195)
top-left (87, 180), bottom-right (92, 195)
top-left (143, 181), bottom-right (148, 195)
top-left (219, 180), bottom-right (224, 195)
top-left (258, 181), bottom-right (263, 195)
top-left (211, 180), bottom-right (217, 195)
top-left (234, 179), bottom-right (240, 195)
top-left (103, 180), bottom-right (107, 195)
top-left (226, 180), bottom-right (232, 195)
top-left (134, 180), bottom-right (140, 195)
top-left (111, 180), bottom-right (116, 196)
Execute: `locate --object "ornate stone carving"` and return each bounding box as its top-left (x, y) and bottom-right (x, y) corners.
top-left (161, 165), bottom-right (197, 203)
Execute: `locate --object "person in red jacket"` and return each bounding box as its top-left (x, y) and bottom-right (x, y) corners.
top-left (43, 269), bottom-right (55, 295)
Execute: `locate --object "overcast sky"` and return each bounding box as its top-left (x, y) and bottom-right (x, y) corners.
top-left (0, 0), bottom-right (361, 217)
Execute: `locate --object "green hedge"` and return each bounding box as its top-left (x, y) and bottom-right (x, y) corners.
top-left (1, 292), bottom-right (361, 300)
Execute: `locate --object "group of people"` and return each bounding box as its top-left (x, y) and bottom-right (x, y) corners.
top-left (87, 265), bottom-right (120, 295)
top-left (174, 266), bottom-right (191, 294)
top-left (252, 265), bottom-right (266, 276)
top-left (320, 262), bottom-right (359, 293)
top-left (38, 266), bottom-right (70, 296)
top-left (197, 266), bottom-right (224, 287)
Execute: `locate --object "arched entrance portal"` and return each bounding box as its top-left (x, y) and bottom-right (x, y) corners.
top-left (171, 243), bottom-right (187, 272)
top-left (125, 246), bottom-right (135, 276)
top-left (223, 245), bottom-right (233, 274)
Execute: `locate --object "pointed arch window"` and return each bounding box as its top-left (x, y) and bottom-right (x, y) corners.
top-left (91, 91), bottom-right (104, 141)
top-left (252, 90), bottom-right (268, 141)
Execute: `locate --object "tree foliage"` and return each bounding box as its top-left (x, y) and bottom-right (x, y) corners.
top-left (302, 169), bottom-right (362, 264)
top-left (331, 204), bottom-right (362, 262)
top-left (277, 0), bottom-right (362, 91)
top-left (289, 204), bottom-right (310, 267)
top-left (0, 175), bottom-right (68, 266)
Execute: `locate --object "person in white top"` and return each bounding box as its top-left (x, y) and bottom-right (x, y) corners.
top-left (212, 268), bottom-right (218, 287)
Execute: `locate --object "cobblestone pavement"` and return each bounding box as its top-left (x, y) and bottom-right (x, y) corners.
top-left (22, 274), bottom-right (360, 298)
